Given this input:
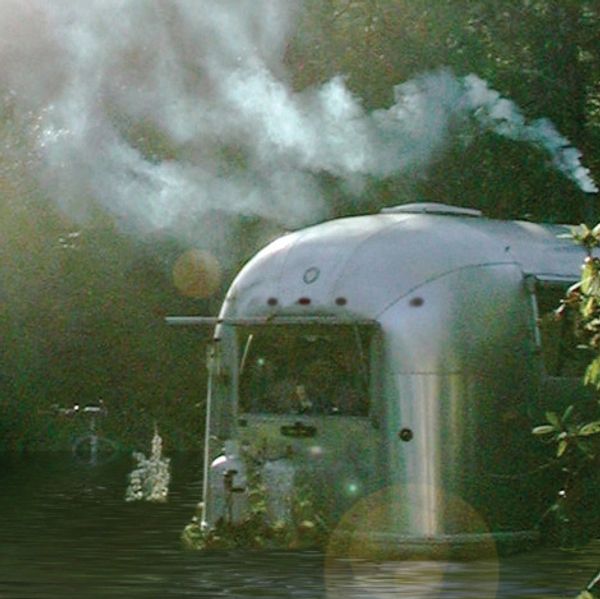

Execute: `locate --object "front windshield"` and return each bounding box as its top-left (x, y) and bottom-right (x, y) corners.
top-left (238, 325), bottom-right (372, 417)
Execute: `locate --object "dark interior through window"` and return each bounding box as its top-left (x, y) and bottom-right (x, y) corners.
top-left (238, 324), bottom-right (371, 416)
top-left (536, 284), bottom-right (590, 377)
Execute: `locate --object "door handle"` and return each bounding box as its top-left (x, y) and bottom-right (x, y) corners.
top-left (280, 421), bottom-right (317, 438)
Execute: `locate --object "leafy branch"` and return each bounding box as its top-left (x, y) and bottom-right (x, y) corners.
top-left (534, 224), bottom-right (600, 597)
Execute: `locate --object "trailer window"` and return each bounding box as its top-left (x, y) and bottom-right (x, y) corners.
top-left (536, 286), bottom-right (590, 377)
top-left (238, 325), bottom-right (371, 416)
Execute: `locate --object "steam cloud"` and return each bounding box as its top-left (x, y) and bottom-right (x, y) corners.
top-left (0, 0), bottom-right (597, 240)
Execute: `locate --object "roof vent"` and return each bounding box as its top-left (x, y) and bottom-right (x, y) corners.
top-left (380, 203), bottom-right (482, 217)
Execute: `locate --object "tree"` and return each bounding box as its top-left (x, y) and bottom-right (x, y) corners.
top-left (286, 0), bottom-right (600, 223)
top-left (531, 224), bottom-right (600, 596)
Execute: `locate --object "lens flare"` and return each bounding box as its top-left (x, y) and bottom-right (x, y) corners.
top-left (308, 445), bottom-right (324, 458)
top-left (172, 249), bottom-right (221, 299)
top-left (324, 483), bottom-right (499, 598)
top-left (346, 482), bottom-right (359, 495)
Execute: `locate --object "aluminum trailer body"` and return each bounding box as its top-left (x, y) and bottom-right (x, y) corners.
top-left (179, 203), bottom-right (593, 557)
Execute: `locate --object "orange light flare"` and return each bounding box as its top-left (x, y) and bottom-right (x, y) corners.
top-left (172, 249), bottom-right (222, 299)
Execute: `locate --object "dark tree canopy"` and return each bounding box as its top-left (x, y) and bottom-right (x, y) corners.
top-left (1, 0), bottom-right (599, 450)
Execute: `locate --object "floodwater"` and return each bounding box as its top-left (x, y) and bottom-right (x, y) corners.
top-left (0, 453), bottom-right (597, 598)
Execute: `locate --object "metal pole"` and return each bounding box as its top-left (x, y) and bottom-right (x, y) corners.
top-left (200, 343), bottom-right (216, 529)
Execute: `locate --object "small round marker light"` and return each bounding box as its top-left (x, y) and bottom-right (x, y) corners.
top-left (399, 428), bottom-right (414, 442)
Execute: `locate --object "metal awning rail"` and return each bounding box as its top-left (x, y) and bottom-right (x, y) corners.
top-left (530, 274), bottom-right (579, 286)
top-left (165, 315), bottom-right (378, 327)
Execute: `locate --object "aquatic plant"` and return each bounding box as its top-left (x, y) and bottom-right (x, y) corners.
top-left (181, 443), bottom-right (328, 551)
top-left (125, 427), bottom-right (171, 503)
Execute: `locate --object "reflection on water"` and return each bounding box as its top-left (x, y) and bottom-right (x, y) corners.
top-left (0, 453), bottom-right (597, 598)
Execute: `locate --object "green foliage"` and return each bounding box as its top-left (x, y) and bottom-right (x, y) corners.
top-left (181, 449), bottom-right (329, 551)
top-left (286, 0), bottom-right (599, 222)
top-left (533, 226), bottom-right (600, 595)
top-left (533, 407), bottom-right (599, 459)
top-left (567, 224), bottom-right (600, 254)
top-left (2, 0), bottom-right (600, 454)
top-left (0, 193), bottom-right (213, 452)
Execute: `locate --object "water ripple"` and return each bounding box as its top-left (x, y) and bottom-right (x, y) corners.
top-left (0, 454), bottom-right (597, 598)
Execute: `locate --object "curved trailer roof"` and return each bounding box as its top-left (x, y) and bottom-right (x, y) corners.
top-left (220, 203), bottom-right (589, 322)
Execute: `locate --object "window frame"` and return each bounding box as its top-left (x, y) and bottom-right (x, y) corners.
top-left (531, 276), bottom-right (588, 380)
top-left (234, 320), bottom-right (377, 419)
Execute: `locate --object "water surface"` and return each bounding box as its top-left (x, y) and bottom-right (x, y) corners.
top-left (0, 453), bottom-right (596, 598)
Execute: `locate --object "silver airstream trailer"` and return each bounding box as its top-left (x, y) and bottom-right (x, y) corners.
top-left (171, 202), bottom-right (593, 557)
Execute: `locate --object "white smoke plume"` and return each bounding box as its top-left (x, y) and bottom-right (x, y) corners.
top-left (462, 75), bottom-right (598, 194)
top-left (0, 0), bottom-right (596, 241)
